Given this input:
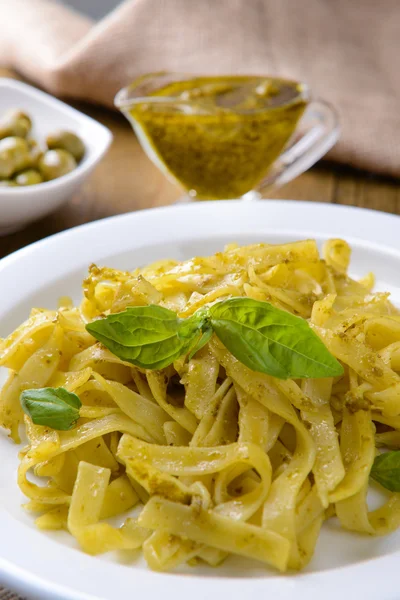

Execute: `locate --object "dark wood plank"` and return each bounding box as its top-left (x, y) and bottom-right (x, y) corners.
top-left (271, 165), bottom-right (336, 203)
top-left (332, 166), bottom-right (400, 215)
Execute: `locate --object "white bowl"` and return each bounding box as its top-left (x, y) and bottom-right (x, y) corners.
top-left (0, 78), bottom-right (113, 235)
top-left (0, 202), bottom-right (400, 600)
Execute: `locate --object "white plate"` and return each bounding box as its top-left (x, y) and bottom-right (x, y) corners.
top-left (0, 200), bottom-right (399, 600)
top-left (0, 79), bottom-right (113, 235)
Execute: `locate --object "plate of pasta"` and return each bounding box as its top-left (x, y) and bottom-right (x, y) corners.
top-left (0, 200), bottom-right (399, 600)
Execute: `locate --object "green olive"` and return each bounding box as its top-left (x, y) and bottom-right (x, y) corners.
top-left (0, 179), bottom-right (18, 187)
top-left (38, 149), bottom-right (77, 181)
top-left (0, 110), bottom-right (32, 140)
top-left (14, 168), bottom-right (43, 186)
top-left (0, 137), bottom-right (32, 178)
top-left (27, 139), bottom-right (43, 166)
top-left (46, 130), bottom-right (85, 162)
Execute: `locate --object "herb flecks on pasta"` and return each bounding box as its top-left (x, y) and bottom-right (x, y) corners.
top-left (1, 238), bottom-right (400, 573)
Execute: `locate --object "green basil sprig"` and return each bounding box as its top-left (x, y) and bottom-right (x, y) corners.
top-left (19, 299), bottom-right (343, 430)
top-left (86, 298), bottom-right (343, 380)
top-left (20, 387), bottom-right (82, 431)
top-left (370, 451), bottom-right (400, 492)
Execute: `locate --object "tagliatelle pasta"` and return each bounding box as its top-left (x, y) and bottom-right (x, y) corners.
top-left (1, 238), bottom-right (400, 572)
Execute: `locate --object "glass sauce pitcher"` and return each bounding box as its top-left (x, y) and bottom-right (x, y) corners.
top-left (115, 73), bottom-right (339, 201)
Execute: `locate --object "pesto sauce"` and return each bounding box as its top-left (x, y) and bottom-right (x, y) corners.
top-left (129, 76), bottom-right (307, 200)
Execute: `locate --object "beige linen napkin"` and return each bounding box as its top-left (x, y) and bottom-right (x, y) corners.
top-left (0, 0), bottom-right (399, 177)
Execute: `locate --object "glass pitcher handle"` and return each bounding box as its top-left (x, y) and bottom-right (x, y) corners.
top-left (249, 99), bottom-right (339, 198)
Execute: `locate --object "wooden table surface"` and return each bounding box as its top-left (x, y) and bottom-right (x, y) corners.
top-left (1, 70), bottom-right (400, 260)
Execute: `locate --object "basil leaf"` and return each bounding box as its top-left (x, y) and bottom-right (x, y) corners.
top-left (85, 298), bottom-right (342, 379)
top-left (86, 305), bottom-right (203, 369)
top-left (20, 387), bottom-right (82, 431)
top-left (188, 326), bottom-right (213, 360)
top-left (209, 298), bottom-right (343, 380)
top-left (370, 451), bottom-right (400, 492)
